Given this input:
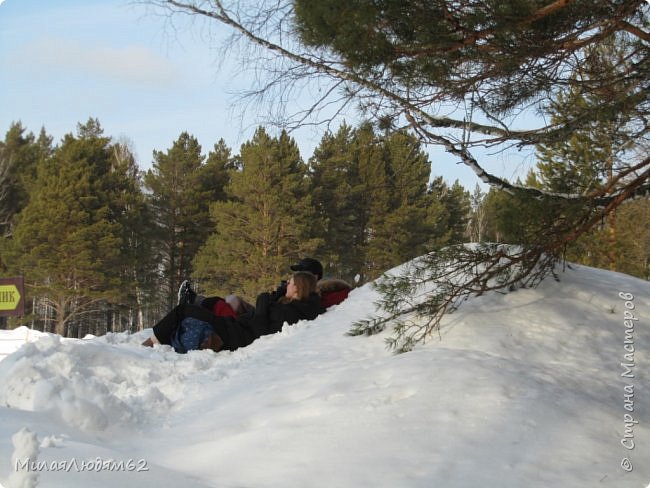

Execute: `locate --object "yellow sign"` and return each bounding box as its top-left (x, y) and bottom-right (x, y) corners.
top-left (0, 284), bottom-right (21, 311)
top-left (0, 277), bottom-right (24, 316)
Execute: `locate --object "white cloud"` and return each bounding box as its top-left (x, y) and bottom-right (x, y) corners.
top-left (12, 38), bottom-right (181, 87)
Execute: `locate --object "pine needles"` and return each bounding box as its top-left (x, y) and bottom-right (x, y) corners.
top-left (349, 243), bottom-right (560, 352)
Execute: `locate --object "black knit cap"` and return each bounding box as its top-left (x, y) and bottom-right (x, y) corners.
top-left (290, 257), bottom-right (323, 280)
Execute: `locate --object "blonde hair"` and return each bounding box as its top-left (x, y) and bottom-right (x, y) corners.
top-left (279, 271), bottom-right (317, 303)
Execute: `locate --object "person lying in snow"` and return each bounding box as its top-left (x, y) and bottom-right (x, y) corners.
top-left (142, 271), bottom-right (324, 353)
top-left (317, 278), bottom-right (354, 309)
top-left (178, 257), bottom-right (352, 317)
top-left (288, 257), bottom-right (354, 309)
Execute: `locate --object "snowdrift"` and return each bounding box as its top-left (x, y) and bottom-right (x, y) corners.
top-left (0, 262), bottom-right (648, 488)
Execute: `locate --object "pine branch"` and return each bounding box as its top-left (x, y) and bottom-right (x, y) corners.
top-left (351, 244), bottom-right (559, 352)
top-left (149, 1), bottom-right (649, 209)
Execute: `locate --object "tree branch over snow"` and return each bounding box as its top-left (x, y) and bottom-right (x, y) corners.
top-left (146, 0), bottom-right (649, 201)
top-left (144, 0), bottom-right (650, 349)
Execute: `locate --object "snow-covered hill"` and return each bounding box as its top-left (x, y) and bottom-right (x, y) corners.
top-left (0, 263), bottom-right (648, 488)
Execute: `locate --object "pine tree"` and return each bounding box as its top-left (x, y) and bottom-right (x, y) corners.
top-left (365, 129), bottom-right (437, 279)
top-left (467, 184), bottom-right (487, 243)
top-left (533, 38), bottom-right (640, 271)
top-left (615, 199), bottom-right (650, 280)
top-left (108, 140), bottom-right (160, 331)
top-left (427, 177), bottom-right (472, 246)
top-left (310, 123), bottom-right (364, 282)
top-left (0, 122), bottom-right (50, 240)
top-left (201, 139), bottom-right (234, 204)
top-left (194, 128), bottom-right (321, 299)
top-left (0, 123), bottom-right (50, 328)
top-left (352, 123), bottom-right (390, 281)
top-left (441, 180), bottom-right (471, 244)
top-left (311, 123), bottom-right (447, 283)
top-left (8, 119), bottom-right (126, 336)
top-left (479, 174), bottom-right (562, 247)
top-left (144, 132), bottom-right (217, 307)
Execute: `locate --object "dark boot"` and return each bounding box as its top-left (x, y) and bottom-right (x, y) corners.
top-left (200, 332), bottom-right (224, 353)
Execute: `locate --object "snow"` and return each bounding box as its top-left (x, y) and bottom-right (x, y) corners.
top-left (6, 428), bottom-right (39, 488)
top-left (0, 261), bottom-right (648, 487)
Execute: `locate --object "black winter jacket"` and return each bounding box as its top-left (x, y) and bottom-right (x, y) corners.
top-left (251, 292), bottom-right (324, 337)
top-left (211, 292), bottom-right (324, 351)
top-left (152, 292), bottom-right (325, 353)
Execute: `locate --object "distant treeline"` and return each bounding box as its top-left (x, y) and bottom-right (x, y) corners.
top-left (0, 118), bottom-right (647, 337)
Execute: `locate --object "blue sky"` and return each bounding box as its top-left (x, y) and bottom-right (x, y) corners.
top-left (0, 0), bottom-right (247, 165)
top-left (0, 0), bottom-right (532, 187)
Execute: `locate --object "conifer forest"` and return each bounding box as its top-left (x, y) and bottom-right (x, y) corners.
top-left (1, 1), bottom-right (648, 338)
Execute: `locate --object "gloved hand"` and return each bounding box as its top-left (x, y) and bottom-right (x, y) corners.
top-left (270, 280), bottom-right (288, 301)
